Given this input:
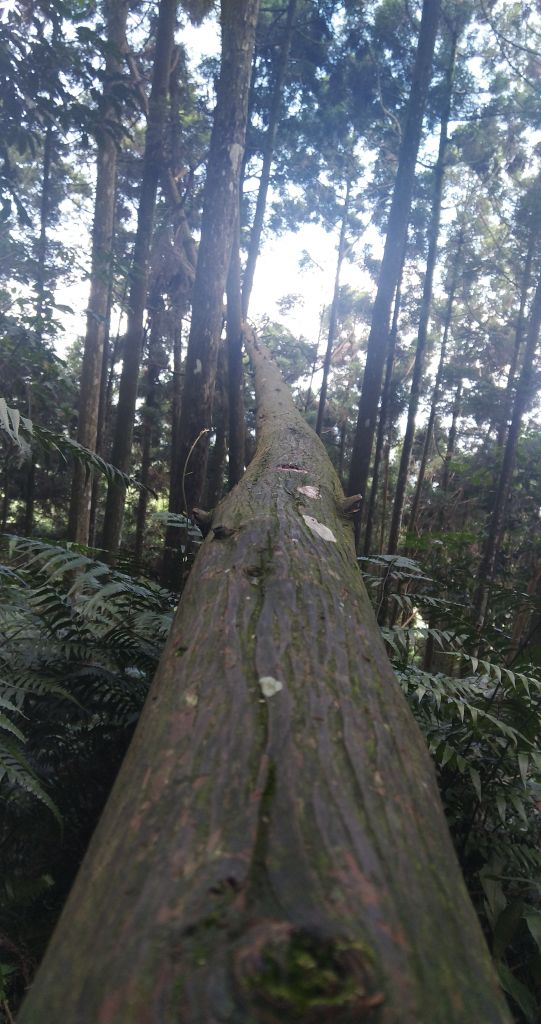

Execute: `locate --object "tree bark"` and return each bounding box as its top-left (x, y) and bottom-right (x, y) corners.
top-left (102, 0), bottom-right (178, 558)
top-left (473, 269), bottom-right (541, 633)
top-left (163, 0), bottom-right (260, 582)
top-left (134, 315), bottom-right (162, 565)
top-left (241, 0), bottom-right (298, 317)
top-left (363, 262), bottom-right (405, 556)
top-left (408, 223), bottom-right (464, 538)
top-left (315, 178), bottom-right (350, 438)
top-left (226, 212), bottom-right (246, 488)
top-left (387, 31), bottom-right (456, 555)
top-left (68, 0), bottom-right (129, 545)
top-left (19, 333), bottom-right (510, 1024)
top-left (348, 0), bottom-right (441, 503)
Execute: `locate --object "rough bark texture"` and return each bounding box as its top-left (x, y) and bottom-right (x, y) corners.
top-left (348, 0), bottom-right (440, 503)
top-left (163, 0), bottom-right (260, 579)
top-left (68, 0), bottom-right (129, 546)
top-left (102, 0), bottom-right (178, 557)
top-left (19, 334), bottom-right (510, 1024)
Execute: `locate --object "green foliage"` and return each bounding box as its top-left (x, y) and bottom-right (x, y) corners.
top-left (0, 537), bottom-right (175, 1013)
top-left (360, 553), bottom-right (541, 1022)
top-left (0, 397), bottom-right (148, 493)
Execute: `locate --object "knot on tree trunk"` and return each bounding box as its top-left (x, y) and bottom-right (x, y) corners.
top-left (233, 920), bottom-right (385, 1022)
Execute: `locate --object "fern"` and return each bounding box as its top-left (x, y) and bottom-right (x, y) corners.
top-left (0, 398), bottom-right (150, 493)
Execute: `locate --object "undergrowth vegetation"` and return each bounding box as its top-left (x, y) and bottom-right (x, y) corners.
top-left (1, 541), bottom-right (540, 1020)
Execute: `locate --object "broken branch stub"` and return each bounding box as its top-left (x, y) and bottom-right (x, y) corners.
top-left (19, 336), bottom-right (511, 1023)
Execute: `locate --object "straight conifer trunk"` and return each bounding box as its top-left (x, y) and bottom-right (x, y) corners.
top-left (348, 0), bottom-right (441, 509)
top-left (19, 334), bottom-right (510, 1024)
top-left (241, 0), bottom-right (298, 316)
top-left (68, 0), bottom-right (129, 546)
top-left (315, 179), bottom-right (350, 437)
top-left (387, 31), bottom-right (456, 554)
top-left (473, 270), bottom-right (541, 632)
top-left (102, 0), bottom-right (178, 557)
top-left (163, 0), bottom-right (260, 583)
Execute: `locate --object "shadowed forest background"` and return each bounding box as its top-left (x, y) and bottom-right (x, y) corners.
top-left (2, 0), bottom-right (541, 1020)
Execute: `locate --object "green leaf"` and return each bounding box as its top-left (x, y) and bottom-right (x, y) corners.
top-left (518, 753), bottom-right (529, 787)
top-left (525, 913), bottom-right (541, 955)
top-left (498, 963), bottom-right (538, 1023)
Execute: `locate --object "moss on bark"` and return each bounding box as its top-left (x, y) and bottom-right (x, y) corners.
top-left (19, 334), bottom-right (511, 1023)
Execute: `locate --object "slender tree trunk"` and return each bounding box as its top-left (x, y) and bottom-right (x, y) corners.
top-left (89, 312), bottom-right (116, 547)
top-left (364, 263), bottom-right (405, 556)
top-left (408, 224), bottom-right (464, 537)
top-left (134, 319), bottom-right (161, 564)
top-left (19, 335), bottom-right (511, 1024)
top-left (423, 378), bottom-right (462, 672)
top-left (241, 0), bottom-right (298, 316)
top-left (22, 460), bottom-right (35, 538)
top-left (34, 128), bottom-right (53, 342)
top-left (348, 0), bottom-right (441, 502)
top-left (227, 212), bottom-right (246, 488)
top-left (473, 270), bottom-right (541, 632)
top-left (68, 0), bottom-right (129, 545)
top-left (379, 438), bottom-right (391, 553)
top-left (387, 33), bottom-right (456, 555)
top-left (163, 0), bottom-right (260, 583)
top-left (204, 343), bottom-right (229, 507)
top-left (26, 127), bottom-right (54, 536)
top-left (440, 377), bottom-right (462, 512)
top-left (1, 456), bottom-right (10, 529)
top-left (495, 228), bottom-right (535, 451)
top-left (315, 179), bottom-right (350, 437)
top-left (102, 0), bottom-right (178, 557)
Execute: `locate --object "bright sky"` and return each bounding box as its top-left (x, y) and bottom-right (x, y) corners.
top-left (55, 11), bottom-right (375, 361)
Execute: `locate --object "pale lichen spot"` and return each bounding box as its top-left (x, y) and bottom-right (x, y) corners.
top-left (259, 676), bottom-right (283, 698)
top-left (195, 359), bottom-right (202, 374)
top-left (301, 514), bottom-right (337, 543)
top-left (185, 691), bottom-right (198, 707)
top-left (229, 142), bottom-right (243, 170)
top-left (297, 484), bottom-right (321, 499)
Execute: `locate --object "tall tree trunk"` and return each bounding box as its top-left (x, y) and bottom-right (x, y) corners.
top-left (348, 0), bottom-right (441, 503)
top-left (387, 32), bottom-right (456, 555)
top-left (204, 342), bottom-right (229, 508)
top-left (227, 212), bottom-right (246, 488)
top-left (423, 378), bottom-right (462, 673)
top-left (19, 334), bottom-right (511, 1024)
top-left (408, 224), bottom-right (464, 538)
top-left (363, 262), bottom-right (405, 556)
top-left (102, 0), bottom-right (178, 558)
top-left (379, 437), bottom-right (391, 553)
top-left (163, 0), bottom-right (260, 583)
top-left (440, 377), bottom-right (462, 512)
top-left (473, 270), bottom-right (541, 633)
top-left (68, 0), bottom-right (129, 545)
top-left (495, 227), bottom-right (535, 451)
top-left (241, 0), bottom-right (298, 317)
top-left (134, 317), bottom-right (161, 564)
top-left (315, 178), bottom-right (350, 437)
top-left (34, 127), bottom-right (53, 343)
top-left (26, 127), bottom-right (53, 536)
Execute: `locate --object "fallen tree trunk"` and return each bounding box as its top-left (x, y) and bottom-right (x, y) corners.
top-left (19, 334), bottom-right (510, 1023)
